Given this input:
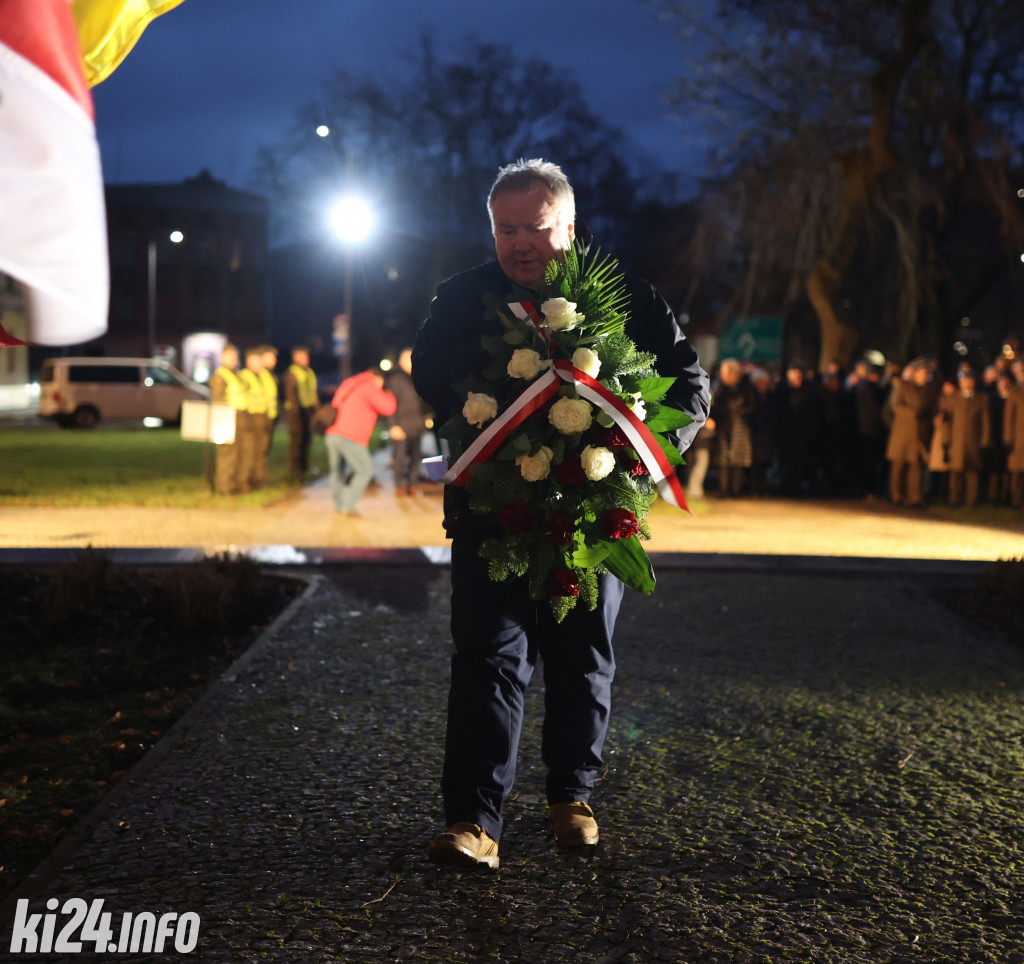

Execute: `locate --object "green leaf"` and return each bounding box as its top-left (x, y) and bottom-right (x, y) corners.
top-left (653, 432), bottom-right (685, 466)
top-left (503, 330), bottom-right (527, 345)
top-left (571, 543), bottom-right (612, 568)
top-left (637, 377), bottom-right (676, 404)
top-left (645, 406), bottom-right (694, 433)
top-left (603, 537), bottom-right (655, 594)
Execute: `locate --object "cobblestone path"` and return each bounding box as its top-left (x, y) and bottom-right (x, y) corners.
top-left (4, 565), bottom-right (1023, 963)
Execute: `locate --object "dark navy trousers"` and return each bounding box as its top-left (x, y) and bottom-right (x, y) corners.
top-left (442, 536), bottom-right (623, 842)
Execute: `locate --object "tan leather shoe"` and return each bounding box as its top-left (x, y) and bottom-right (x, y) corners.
top-left (549, 801), bottom-right (599, 847)
top-left (426, 823), bottom-right (499, 869)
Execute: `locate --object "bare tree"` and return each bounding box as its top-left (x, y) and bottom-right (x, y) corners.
top-left (660, 0), bottom-right (1024, 369)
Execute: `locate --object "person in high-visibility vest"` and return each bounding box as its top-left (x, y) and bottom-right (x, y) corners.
top-left (209, 343), bottom-right (248, 495)
top-left (283, 345), bottom-right (319, 483)
top-left (238, 347), bottom-right (270, 491)
top-left (259, 344), bottom-right (281, 476)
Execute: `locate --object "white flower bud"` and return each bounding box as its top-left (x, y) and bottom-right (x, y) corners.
top-left (463, 391), bottom-right (498, 427)
top-left (507, 348), bottom-right (546, 380)
top-left (580, 444), bottom-right (616, 481)
top-left (548, 397), bottom-right (593, 435)
top-left (515, 446), bottom-right (554, 482)
top-left (540, 298), bottom-right (584, 332)
top-left (571, 347), bottom-right (601, 378)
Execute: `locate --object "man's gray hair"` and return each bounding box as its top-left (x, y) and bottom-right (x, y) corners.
top-left (487, 158), bottom-right (576, 232)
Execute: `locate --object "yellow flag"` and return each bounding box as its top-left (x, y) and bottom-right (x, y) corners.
top-left (72, 0), bottom-right (186, 86)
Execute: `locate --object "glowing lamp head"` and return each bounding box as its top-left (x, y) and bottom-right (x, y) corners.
top-left (328, 196), bottom-right (374, 244)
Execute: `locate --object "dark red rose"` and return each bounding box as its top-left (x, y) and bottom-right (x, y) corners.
top-left (555, 453), bottom-right (587, 485)
top-left (548, 570), bottom-right (580, 597)
top-left (627, 459), bottom-right (649, 477)
top-left (545, 510), bottom-right (574, 545)
top-left (498, 499), bottom-right (532, 533)
top-left (604, 508), bottom-right (640, 539)
top-left (593, 424), bottom-right (629, 451)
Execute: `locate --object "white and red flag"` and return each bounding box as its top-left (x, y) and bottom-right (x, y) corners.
top-left (0, 0), bottom-right (109, 347)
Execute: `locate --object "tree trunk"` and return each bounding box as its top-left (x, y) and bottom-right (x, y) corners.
top-left (806, 0), bottom-right (932, 371)
top-left (806, 154), bottom-right (869, 371)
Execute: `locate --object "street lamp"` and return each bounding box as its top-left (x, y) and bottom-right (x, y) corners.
top-left (328, 196), bottom-right (374, 379)
top-left (147, 229), bottom-right (184, 358)
top-left (328, 196), bottom-right (374, 244)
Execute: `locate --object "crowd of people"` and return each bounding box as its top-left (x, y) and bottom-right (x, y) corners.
top-left (687, 353), bottom-right (1024, 510)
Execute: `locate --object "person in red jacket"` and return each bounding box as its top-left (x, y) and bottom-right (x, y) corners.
top-left (325, 367), bottom-right (397, 515)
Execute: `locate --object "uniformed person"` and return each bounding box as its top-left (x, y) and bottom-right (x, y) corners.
top-left (209, 344), bottom-right (248, 495)
top-left (259, 344), bottom-right (280, 469)
top-left (283, 346), bottom-right (319, 482)
top-left (238, 347), bottom-right (270, 491)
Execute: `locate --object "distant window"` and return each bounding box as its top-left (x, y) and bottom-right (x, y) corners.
top-left (146, 365), bottom-right (178, 385)
top-left (67, 365), bottom-right (140, 384)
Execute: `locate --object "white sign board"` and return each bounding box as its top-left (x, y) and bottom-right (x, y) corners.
top-left (180, 400), bottom-right (236, 444)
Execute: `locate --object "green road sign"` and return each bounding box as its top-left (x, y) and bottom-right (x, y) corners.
top-left (720, 316), bottom-right (784, 363)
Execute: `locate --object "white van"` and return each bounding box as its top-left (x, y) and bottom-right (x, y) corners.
top-left (38, 357), bottom-right (211, 428)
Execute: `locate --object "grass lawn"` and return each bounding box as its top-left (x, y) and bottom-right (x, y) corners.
top-left (0, 426), bottom-right (330, 508)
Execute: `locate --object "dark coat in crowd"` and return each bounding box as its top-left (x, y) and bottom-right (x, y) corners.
top-left (710, 379), bottom-right (756, 468)
top-left (387, 368), bottom-right (428, 435)
top-left (985, 389), bottom-right (1008, 473)
top-left (773, 381), bottom-right (820, 458)
top-left (750, 386), bottom-right (776, 466)
top-left (946, 392), bottom-right (991, 472)
top-left (1005, 383), bottom-right (1024, 473)
top-left (885, 380), bottom-right (938, 463)
top-left (854, 378), bottom-right (886, 440)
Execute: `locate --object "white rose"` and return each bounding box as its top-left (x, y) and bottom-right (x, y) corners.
top-left (515, 445), bottom-right (554, 482)
top-left (507, 348), bottom-right (546, 381)
top-left (540, 298), bottom-right (584, 332)
top-left (463, 391), bottom-right (498, 428)
top-left (571, 347), bottom-right (601, 379)
top-left (628, 393), bottom-right (647, 421)
top-left (548, 397), bottom-right (593, 435)
top-left (580, 444), bottom-right (616, 482)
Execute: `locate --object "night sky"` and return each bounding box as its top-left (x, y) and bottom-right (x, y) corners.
top-left (92, 0), bottom-right (712, 194)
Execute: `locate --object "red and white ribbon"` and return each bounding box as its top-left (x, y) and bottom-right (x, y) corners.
top-left (443, 369), bottom-right (560, 484)
top-left (508, 300), bottom-right (553, 350)
top-left (550, 359), bottom-right (688, 511)
top-left (443, 300), bottom-right (689, 512)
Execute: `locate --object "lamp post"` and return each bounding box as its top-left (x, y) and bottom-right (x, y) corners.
top-left (328, 195), bottom-right (374, 380)
top-left (147, 230), bottom-right (184, 358)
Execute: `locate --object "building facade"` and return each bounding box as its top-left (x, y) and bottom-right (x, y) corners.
top-left (103, 170), bottom-right (269, 374)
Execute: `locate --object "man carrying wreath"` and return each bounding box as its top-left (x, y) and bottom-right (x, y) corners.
top-left (412, 159), bottom-right (710, 869)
